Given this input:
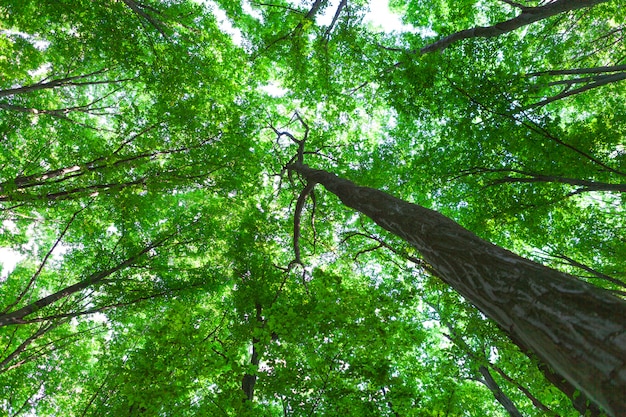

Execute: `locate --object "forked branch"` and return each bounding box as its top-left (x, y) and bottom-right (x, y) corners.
top-left (273, 113), bottom-right (318, 270)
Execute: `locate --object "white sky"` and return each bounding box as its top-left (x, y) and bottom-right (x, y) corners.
top-left (0, 247), bottom-right (23, 281)
top-left (338, 0), bottom-right (410, 33)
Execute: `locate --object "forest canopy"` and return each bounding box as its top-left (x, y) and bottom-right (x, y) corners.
top-left (0, 0), bottom-right (625, 416)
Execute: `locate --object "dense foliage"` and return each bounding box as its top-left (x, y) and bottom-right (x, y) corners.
top-left (0, 0), bottom-right (624, 415)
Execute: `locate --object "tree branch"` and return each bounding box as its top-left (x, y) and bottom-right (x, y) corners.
top-left (121, 0), bottom-right (169, 38)
top-left (528, 71), bottom-right (626, 108)
top-left (419, 0), bottom-right (610, 54)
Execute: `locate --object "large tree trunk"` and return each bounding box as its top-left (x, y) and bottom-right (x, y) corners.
top-left (288, 163), bottom-right (626, 417)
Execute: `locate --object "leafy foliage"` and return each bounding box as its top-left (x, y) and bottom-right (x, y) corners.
top-left (0, 0), bottom-right (623, 416)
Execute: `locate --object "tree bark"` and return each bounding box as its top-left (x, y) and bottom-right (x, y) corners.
top-left (287, 163), bottom-right (626, 417)
top-left (420, 0), bottom-right (611, 54)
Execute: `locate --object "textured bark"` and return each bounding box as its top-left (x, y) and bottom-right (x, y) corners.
top-left (288, 163), bottom-right (626, 417)
top-left (420, 0), bottom-right (611, 54)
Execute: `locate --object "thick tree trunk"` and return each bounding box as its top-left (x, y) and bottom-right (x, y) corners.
top-left (420, 0), bottom-right (611, 53)
top-left (288, 163), bottom-right (626, 417)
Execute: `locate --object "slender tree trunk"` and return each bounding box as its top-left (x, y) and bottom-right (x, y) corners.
top-left (0, 69), bottom-right (130, 97)
top-left (242, 303), bottom-right (263, 401)
top-left (287, 163), bottom-right (626, 417)
top-left (0, 178), bottom-right (148, 202)
top-left (435, 308), bottom-right (562, 416)
top-left (478, 366), bottom-right (524, 417)
top-left (420, 0), bottom-right (611, 53)
top-left (0, 235), bottom-right (172, 327)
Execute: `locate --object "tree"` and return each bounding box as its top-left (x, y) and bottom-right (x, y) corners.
top-left (1, 0), bottom-right (624, 416)
top-left (287, 162), bottom-right (626, 416)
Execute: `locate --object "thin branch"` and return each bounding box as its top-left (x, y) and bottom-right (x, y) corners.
top-left (1, 321), bottom-right (104, 374)
top-left (548, 252), bottom-right (626, 290)
top-left (0, 322), bottom-right (58, 371)
top-left (0, 232), bottom-right (176, 327)
top-left (474, 168), bottom-right (626, 193)
top-left (528, 72), bottom-right (626, 108)
top-left (12, 381), bottom-right (45, 417)
top-left (251, 2), bottom-right (304, 14)
top-left (448, 81), bottom-right (626, 177)
top-left (18, 296), bottom-right (149, 323)
top-left (3, 133), bottom-right (215, 194)
top-left (323, 0), bottom-right (347, 39)
top-left (253, 0), bottom-right (327, 57)
top-left (79, 374), bottom-right (111, 417)
top-left (0, 68), bottom-right (111, 98)
top-left (0, 178), bottom-right (148, 202)
top-left (527, 64), bottom-right (626, 77)
top-left (478, 365), bottom-right (524, 417)
top-left (113, 122), bottom-right (163, 154)
top-left (121, 0), bottom-right (169, 38)
top-left (342, 231), bottom-right (431, 271)
top-left (488, 362), bottom-right (565, 416)
top-left (433, 306), bottom-right (561, 417)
